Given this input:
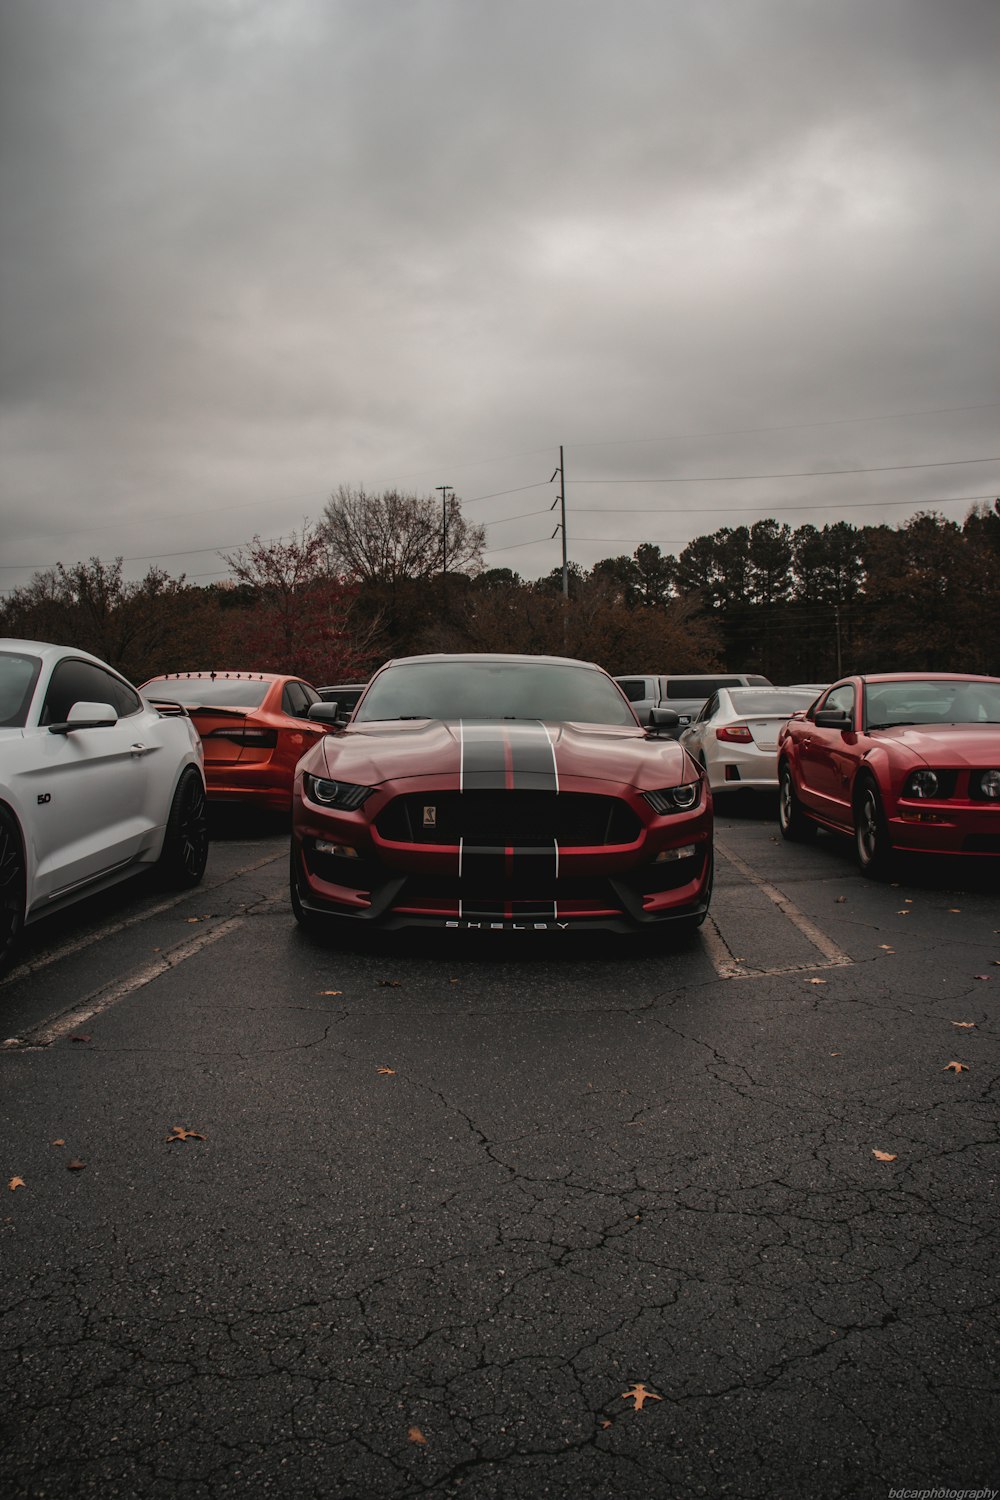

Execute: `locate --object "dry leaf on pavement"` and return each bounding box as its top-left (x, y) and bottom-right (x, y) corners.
top-left (951, 1021), bottom-right (976, 1029)
top-left (165, 1126), bottom-right (206, 1142)
top-left (67, 1159), bottom-right (86, 1171)
top-left (872, 1150), bottom-right (897, 1162)
top-left (621, 1383), bottom-right (663, 1411)
top-left (407, 1427), bottom-right (427, 1445)
top-left (376, 1066), bottom-right (396, 1076)
top-left (8, 1177), bottom-right (26, 1190)
top-left (943, 1062), bottom-right (970, 1073)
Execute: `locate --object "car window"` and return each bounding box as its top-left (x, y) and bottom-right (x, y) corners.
top-left (0, 650), bottom-right (43, 728)
top-left (616, 679), bottom-right (648, 703)
top-left (357, 660), bottom-right (637, 725)
top-left (145, 677), bottom-right (271, 709)
top-left (665, 677), bottom-right (743, 698)
top-left (727, 689), bottom-right (818, 716)
top-left (282, 681), bottom-right (314, 718)
top-left (819, 683), bottom-right (855, 720)
top-left (865, 678), bottom-right (1000, 728)
top-left (697, 694), bottom-right (720, 723)
top-left (40, 659), bottom-right (142, 726)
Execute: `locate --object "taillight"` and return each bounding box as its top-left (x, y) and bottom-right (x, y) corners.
top-left (716, 725), bottom-right (753, 743)
top-left (206, 728), bottom-right (279, 747)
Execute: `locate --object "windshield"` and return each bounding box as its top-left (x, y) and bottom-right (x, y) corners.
top-left (144, 677), bottom-right (271, 709)
top-left (865, 679), bottom-right (1000, 728)
top-left (726, 690), bottom-right (818, 716)
top-left (355, 660), bottom-right (637, 726)
top-left (0, 650), bottom-right (43, 728)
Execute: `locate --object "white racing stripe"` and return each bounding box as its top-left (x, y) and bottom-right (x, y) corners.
top-left (6, 916), bottom-right (244, 1048)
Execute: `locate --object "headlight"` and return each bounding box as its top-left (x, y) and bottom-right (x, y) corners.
top-left (302, 773), bottom-right (372, 810)
top-left (978, 769), bottom-right (1000, 801)
top-left (904, 769), bottom-right (939, 799)
top-left (644, 782), bottom-right (700, 814)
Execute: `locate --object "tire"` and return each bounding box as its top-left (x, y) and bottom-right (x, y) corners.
top-left (854, 776), bottom-right (893, 879)
top-left (157, 769), bottom-right (209, 887)
top-left (0, 806), bottom-right (27, 979)
top-left (778, 763), bottom-right (816, 842)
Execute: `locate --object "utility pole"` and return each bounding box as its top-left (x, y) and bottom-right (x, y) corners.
top-left (549, 446), bottom-right (568, 599)
top-left (436, 485), bottom-right (453, 597)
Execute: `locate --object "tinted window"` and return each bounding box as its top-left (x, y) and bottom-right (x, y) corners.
top-left (616, 679), bottom-right (648, 703)
top-left (356, 660), bottom-right (637, 726)
top-left (40, 660), bottom-right (141, 725)
top-left (666, 677), bottom-right (743, 698)
top-left (0, 650), bottom-right (42, 728)
top-left (144, 677), bottom-right (271, 709)
top-left (282, 681), bottom-right (319, 718)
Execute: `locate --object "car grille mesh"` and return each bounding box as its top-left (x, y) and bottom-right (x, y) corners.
top-left (375, 791), bottom-right (641, 847)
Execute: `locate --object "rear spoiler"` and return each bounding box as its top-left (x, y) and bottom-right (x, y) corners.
top-left (143, 697), bottom-right (192, 718)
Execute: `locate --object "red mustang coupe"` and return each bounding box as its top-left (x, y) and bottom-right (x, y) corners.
top-left (290, 653), bottom-right (714, 938)
top-left (141, 670), bottom-right (327, 812)
top-left (777, 672), bottom-right (1000, 875)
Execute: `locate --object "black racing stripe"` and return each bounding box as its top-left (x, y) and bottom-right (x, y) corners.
top-left (461, 844), bottom-right (559, 892)
top-left (461, 723), bottom-right (508, 789)
top-left (507, 722), bottom-right (558, 791)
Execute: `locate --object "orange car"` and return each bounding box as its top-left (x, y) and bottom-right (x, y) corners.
top-left (140, 671), bottom-right (328, 812)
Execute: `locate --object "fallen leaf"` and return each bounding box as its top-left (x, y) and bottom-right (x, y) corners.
top-left (835, 896), bottom-right (847, 904)
top-left (948, 908), bottom-right (961, 913)
top-left (186, 917), bottom-right (200, 924)
top-left (830, 1052), bottom-right (842, 1056)
top-left (67, 1159), bottom-right (86, 1171)
top-left (599, 1419), bottom-right (614, 1430)
top-left (320, 990), bottom-right (343, 996)
top-left (621, 1383), bottom-right (663, 1411)
top-left (806, 977), bottom-right (827, 985)
top-left (7, 1177), bottom-right (25, 1191)
top-left (974, 974), bottom-right (991, 981)
top-left (378, 979), bottom-right (402, 988)
top-left (896, 910), bottom-right (910, 916)
top-left (878, 945), bottom-right (895, 952)
top-left (51, 1139), bottom-right (65, 1147)
top-left (407, 1427), bottom-right (427, 1446)
top-left (943, 1061), bottom-right (970, 1073)
top-left (165, 1126), bottom-right (206, 1142)
top-left (951, 1021), bottom-right (976, 1029)
top-left (70, 1035), bottom-right (91, 1044)
top-left (376, 1066), bottom-right (396, 1076)
top-left (872, 1150), bottom-right (897, 1162)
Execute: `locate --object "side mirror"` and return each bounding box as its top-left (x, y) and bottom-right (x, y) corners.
top-left (307, 702), bottom-right (343, 729)
top-left (648, 707), bottom-right (680, 733)
top-left (48, 701), bottom-right (119, 735)
top-left (814, 708), bottom-right (852, 730)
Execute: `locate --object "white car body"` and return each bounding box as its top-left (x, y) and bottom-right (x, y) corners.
top-left (0, 639), bottom-right (208, 971)
top-left (679, 686), bottom-right (819, 794)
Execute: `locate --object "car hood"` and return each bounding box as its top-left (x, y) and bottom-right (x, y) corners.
top-left (874, 724), bottom-right (1000, 766)
top-left (316, 719), bottom-right (695, 790)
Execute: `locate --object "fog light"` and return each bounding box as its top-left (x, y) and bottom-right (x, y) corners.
top-left (316, 841), bottom-right (359, 857)
top-left (654, 844), bottom-right (696, 862)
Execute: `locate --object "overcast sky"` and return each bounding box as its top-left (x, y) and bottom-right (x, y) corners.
top-left (2, 0), bottom-right (998, 597)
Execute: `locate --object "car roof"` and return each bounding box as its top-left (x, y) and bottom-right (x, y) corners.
top-left (1, 638), bottom-right (112, 668)
top-left (144, 670), bottom-right (287, 683)
top-left (382, 652), bottom-right (605, 670)
top-left (856, 672), bottom-right (1000, 684)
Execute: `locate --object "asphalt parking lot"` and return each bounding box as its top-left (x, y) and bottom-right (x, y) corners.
top-left (2, 797), bottom-right (998, 1499)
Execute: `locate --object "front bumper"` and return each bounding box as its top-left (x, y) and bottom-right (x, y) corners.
top-left (292, 774), bottom-right (713, 932)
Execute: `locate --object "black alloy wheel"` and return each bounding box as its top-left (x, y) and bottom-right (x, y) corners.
top-left (157, 770), bottom-right (209, 887)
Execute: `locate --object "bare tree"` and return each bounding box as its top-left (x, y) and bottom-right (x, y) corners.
top-left (320, 486), bottom-right (485, 585)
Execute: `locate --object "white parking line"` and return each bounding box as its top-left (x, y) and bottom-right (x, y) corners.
top-left (4, 916), bottom-right (245, 1048)
top-left (705, 837), bottom-right (853, 981)
top-left (2, 851), bottom-right (283, 986)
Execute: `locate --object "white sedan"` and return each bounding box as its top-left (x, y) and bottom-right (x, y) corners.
top-left (679, 687), bottom-right (819, 795)
top-left (0, 639), bottom-right (209, 976)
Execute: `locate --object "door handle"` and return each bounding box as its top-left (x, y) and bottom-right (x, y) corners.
top-left (130, 742), bottom-right (150, 756)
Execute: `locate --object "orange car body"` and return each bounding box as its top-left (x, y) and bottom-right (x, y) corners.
top-left (140, 671), bottom-right (328, 811)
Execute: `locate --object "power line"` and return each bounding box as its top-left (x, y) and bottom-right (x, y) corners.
top-left (569, 492), bottom-right (997, 518)
top-left (573, 457), bottom-right (999, 484)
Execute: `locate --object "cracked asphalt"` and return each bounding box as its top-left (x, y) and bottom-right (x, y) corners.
top-left (1, 800), bottom-right (998, 1499)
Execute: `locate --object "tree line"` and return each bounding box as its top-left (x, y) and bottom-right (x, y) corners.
top-left (2, 488), bottom-right (997, 688)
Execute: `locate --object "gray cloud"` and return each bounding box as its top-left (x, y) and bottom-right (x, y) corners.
top-left (2, 0), bottom-right (998, 592)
